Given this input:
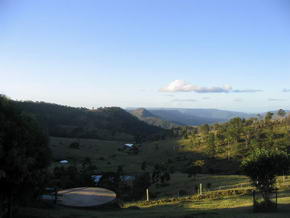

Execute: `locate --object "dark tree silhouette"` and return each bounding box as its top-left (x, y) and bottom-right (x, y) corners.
top-left (0, 95), bottom-right (51, 218)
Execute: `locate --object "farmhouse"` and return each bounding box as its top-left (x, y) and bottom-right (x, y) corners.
top-left (91, 175), bottom-right (103, 185)
top-left (123, 143), bottom-right (134, 148)
top-left (59, 160), bottom-right (69, 164)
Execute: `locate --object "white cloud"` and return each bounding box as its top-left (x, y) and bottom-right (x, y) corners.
top-left (160, 80), bottom-right (262, 94)
top-left (232, 89), bottom-right (263, 93)
top-left (160, 80), bottom-right (232, 93)
top-left (283, 89), bottom-right (290, 92)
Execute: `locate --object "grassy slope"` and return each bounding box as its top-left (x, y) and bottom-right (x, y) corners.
top-left (21, 189), bottom-right (290, 218)
top-left (44, 137), bottom-right (290, 217)
top-left (49, 136), bottom-right (198, 172)
top-left (49, 136), bottom-right (239, 174)
top-left (32, 134), bottom-right (290, 217)
top-left (150, 173), bottom-right (249, 198)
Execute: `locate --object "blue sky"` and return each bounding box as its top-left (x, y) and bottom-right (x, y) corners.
top-left (0, 0), bottom-right (289, 113)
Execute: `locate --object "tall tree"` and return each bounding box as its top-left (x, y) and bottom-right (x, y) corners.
top-left (205, 133), bottom-right (216, 158)
top-left (277, 109), bottom-right (286, 118)
top-left (265, 112), bottom-right (274, 123)
top-left (0, 95), bottom-right (51, 217)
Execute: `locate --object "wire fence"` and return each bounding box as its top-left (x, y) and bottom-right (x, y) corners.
top-left (211, 175), bottom-right (290, 192)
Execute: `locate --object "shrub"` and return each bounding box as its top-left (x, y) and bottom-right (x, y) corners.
top-left (179, 190), bottom-right (188, 196)
top-left (69, 142), bottom-right (80, 149)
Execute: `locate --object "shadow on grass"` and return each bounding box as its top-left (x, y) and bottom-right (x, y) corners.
top-left (16, 200), bottom-right (290, 218)
top-left (133, 202), bottom-right (290, 218)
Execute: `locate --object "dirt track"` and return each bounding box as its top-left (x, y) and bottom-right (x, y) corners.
top-left (58, 187), bottom-right (116, 207)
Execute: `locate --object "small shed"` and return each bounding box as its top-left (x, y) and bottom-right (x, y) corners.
top-left (121, 175), bottom-right (136, 186)
top-left (91, 175), bottom-right (103, 184)
top-left (121, 175), bottom-right (136, 181)
top-left (59, 160), bottom-right (69, 164)
top-left (124, 144), bottom-right (134, 148)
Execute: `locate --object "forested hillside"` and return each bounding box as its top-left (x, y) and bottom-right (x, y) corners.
top-left (170, 111), bottom-right (290, 161)
top-left (14, 101), bottom-right (167, 141)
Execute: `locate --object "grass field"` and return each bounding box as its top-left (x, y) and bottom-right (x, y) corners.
top-left (146, 173), bottom-right (250, 198)
top-left (49, 136), bottom-right (239, 174)
top-left (43, 137), bottom-right (290, 217)
top-left (21, 189), bottom-right (290, 218)
top-left (49, 136), bottom-right (202, 172)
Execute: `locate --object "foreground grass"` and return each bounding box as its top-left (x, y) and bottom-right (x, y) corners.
top-left (20, 189), bottom-right (290, 218)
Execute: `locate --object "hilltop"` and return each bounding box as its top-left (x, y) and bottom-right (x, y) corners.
top-left (14, 101), bottom-right (167, 141)
top-left (129, 108), bottom-right (180, 129)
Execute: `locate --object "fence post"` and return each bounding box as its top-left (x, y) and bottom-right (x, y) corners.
top-left (276, 190), bottom-right (278, 209)
top-left (253, 190), bottom-right (256, 211)
top-left (199, 184), bottom-right (202, 195)
top-left (146, 188), bottom-right (149, 201)
top-left (54, 187), bottom-right (58, 204)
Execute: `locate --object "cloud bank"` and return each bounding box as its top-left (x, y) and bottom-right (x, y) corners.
top-left (268, 98), bottom-right (286, 102)
top-left (172, 98), bottom-right (197, 103)
top-left (160, 80), bottom-right (263, 93)
top-left (232, 89), bottom-right (262, 93)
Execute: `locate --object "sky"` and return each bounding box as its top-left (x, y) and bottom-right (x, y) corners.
top-left (0, 0), bottom-right (289, 113)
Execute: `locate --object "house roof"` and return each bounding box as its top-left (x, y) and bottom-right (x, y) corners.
top-left (59, 160), bottom-right (69, 164)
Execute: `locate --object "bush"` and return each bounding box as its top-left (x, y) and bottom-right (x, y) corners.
top-left (206, 183), bottom-right (212, 190)
top-left (241, 149), bottom-right (290, 204)
top-left (179, 190), bottom-right (188, 196)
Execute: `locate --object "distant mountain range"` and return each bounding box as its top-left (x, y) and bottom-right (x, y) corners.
top-left (128, 108), bottom-right (257, 127)
top-left (12, 99), bottom-right (289, 136)
top-left (129, 108), bottom-right (180, 129)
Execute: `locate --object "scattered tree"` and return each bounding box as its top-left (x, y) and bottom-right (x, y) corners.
top-left (277, 109), bottom-right (286, 118)
top-left (241, 149), bottom-right (289, 205)
top-left (265, 112), bottom-right (274, 122)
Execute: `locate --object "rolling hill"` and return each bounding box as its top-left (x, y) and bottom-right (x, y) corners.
top-left (129, 108), bottom-right (179, 129)
top-left (14, 101), bottom-right (167, 141)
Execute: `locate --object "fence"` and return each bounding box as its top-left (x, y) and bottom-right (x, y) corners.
top-left (211, 175), bottom-right (290, 192)
top-left (253, 189), bottom-right (278, 212)
top-left (164, 176), bottom-right (290, 200)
